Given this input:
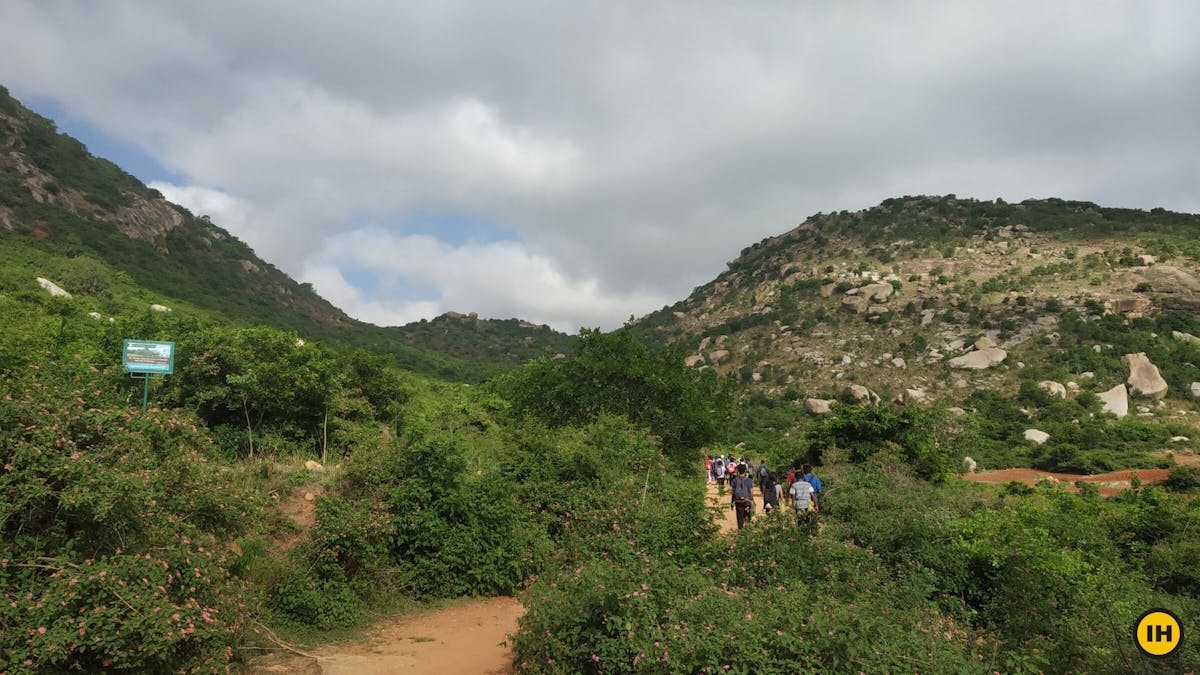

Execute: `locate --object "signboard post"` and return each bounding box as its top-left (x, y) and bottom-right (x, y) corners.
top-left (122, 340), bottom-right (175, 411)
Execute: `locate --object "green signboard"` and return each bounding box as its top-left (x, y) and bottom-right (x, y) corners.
top-left (122, 340), bottom-right (175, 374)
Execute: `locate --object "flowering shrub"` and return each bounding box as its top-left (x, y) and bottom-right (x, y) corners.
top-left (0, 364), bottom-right (260, 672)
top-left (512, 517), bottom-right (978, 674)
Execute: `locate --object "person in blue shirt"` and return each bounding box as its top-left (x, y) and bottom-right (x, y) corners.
top-left (802, 465), bottom-right (823, 510)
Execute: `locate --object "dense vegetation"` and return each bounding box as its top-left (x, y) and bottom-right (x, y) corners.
top-left (3, 92), bottom-right (1200, 671)
top-left (4, 275), bottom-right (1199, 672)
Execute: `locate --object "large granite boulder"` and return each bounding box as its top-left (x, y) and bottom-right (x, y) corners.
top-left (948, 347), bottom-right (1008, 370)
top-left (36, 277), bottom-right (72, 298)
top-left (1023, 429), bottom-right (1050, 445)
top-left (859, 282), bottom-right (895, 302)
top-left (685, 354), bottom-right (705, 368)
top-left (1172, 330), bottom-right (1200, 346)
top-left (841, 296), bottom-right (869, 314)
top-left (708, 349), bottom-right (730, 365)
top-left (1125, 352), bottom-right (1168, 399)
top-left (1037, 380), bottom-right (1067, 399)
top-left (804, 398), bottom-right (834, 414)
top-left (1098, 384), bottom-right (1129, 418)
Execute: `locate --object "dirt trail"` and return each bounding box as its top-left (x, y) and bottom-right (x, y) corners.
top-left (247, 596), bottom-right (523, 674)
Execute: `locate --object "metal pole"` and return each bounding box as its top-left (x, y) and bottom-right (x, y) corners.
top-left (142, 375), bottom-right (149, 412)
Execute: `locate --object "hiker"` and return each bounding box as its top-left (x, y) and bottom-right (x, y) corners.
top-left (755, 459), bottom-right (770, 489)
top-left (789, 472), bottom-right (815, 526)
top-left (761, 471), bottom-right (780, 515)
top-left (714, 457), bottom-right (727, 489)
top-left (705, 456), bottom-right (713, 484)
top-left (730, 464), bottom-right (755, 529)
top-left (802, 465), bottom-right (823, 511)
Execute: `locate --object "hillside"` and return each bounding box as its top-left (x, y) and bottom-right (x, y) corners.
top-left (633, 195), bottom-right (1200, 458)
top-left (0, 85), bottom-right (569, 381)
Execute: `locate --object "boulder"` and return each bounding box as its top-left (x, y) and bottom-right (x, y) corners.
top-left (1066, 381), bottom-right (1081, 392)
top-left (1138, 254), bottom-right (1157, 266)
top-left (1125, 352), bottom-right (1168, 399)
top-left (87, 311), bottom-right (103, 321)
top-left (304, 460), bottom-right (324, 473)
top-left (893, 388), bottom-right (928, 407)
top-left (847, 384), bottom-right (880, 405)
top-left (819, 283), bottom-right (837, 297)
top-left (841, 296), bottom-right (869, 314)
top-left (1098, 384), bottom-right (1129, 418)
top-left (1192, 382), bottom-right (1200, 399)
top-left (947, 407), bottom-right (967, 416)
top-left (149, 304), bottom-right (172, 313)
top-left (684, 354), bottom-right (705, 368)
top-left (36, 277), bottom-right (72, 298)
top-left (962, 456), bottom-right (977, 474)
top-left (1172, 330), bottom-right (1200, 346)
top-left (1171, 436), bottom-right (1190, 443)
top-left (866, 304), bottom-right (890, 315)
top-left (1111, 297), bottom-right (1152, 316)
top-left (859, 282), bottom-right (895, 302)
top-left (698, 336), bottom-right (711, 351)
top-left (974, 335), bottom-right (998, 350)
top-left (948, 347), bottom-right (1008, 370)
top-left (804, 398), bottom-right (834, 414)
top-left (1037, 380), bottom-right (1067, 399)
top-left (708, 349), bottom-right (730, 365)
top-left (890, 357), bottom-right (906, 369)
top-left (1023, 429), bottom-right (1051, 445)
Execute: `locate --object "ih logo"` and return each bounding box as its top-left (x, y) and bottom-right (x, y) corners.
top-left (1134, 608), bottom-right (1183, 658)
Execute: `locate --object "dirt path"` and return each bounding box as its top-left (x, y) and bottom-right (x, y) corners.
top-left (248, 481), bottom-right (754, 673)
top-left (247, 596), bottom-right (523, 674)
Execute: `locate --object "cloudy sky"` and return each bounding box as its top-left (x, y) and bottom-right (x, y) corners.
top-left (2, 1), bottom-right (1198, 332)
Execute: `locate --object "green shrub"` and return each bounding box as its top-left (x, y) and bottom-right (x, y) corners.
top-left (0, 365), bottom-right (259, 672)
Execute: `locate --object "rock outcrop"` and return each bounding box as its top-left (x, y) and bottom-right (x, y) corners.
top-left (1125, 352), bottom-right (1168, 399)
top-left (708, 349), bottom-right (730, 365)
top-left (1173, 331), bottom-right (1200, 346)
top-left (1023, 429), bottom-right (1050, 445)
top-left (36, 277), bottom-right (71, 298)
top-left (685, 354), bottom-right (705, 368)
top-left (841, 296), bottom-right (869, 314)
top-left (804, 398), bottom-right (834, 414)
top-left (894, 388), bottom-right (928, 407)
top-left (962, 456), bottom-right (977, 474)
top-left (1037, 381), bottom-right (1067, 399)
top-left (859, 282), bottom-right (895, 302)
top-left (948, 347), bottom-right (1007, 370)
top-left (1098, 384), bottom-right (1129, 418)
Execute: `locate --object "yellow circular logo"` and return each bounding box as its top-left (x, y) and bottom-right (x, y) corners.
top-left (1134, 608), bottom-right (1183, 658)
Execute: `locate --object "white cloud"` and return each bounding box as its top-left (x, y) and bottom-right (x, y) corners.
top-left (3, 1), bottom-right (1199, 329)
top-left (305, 229), bottom-right (670, 332)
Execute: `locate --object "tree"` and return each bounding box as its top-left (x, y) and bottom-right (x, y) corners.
top-left (498, 328), bottom-right (732, 463)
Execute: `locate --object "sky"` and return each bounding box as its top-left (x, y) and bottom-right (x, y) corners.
top-left (2, 1), bottom-right (1198, 333)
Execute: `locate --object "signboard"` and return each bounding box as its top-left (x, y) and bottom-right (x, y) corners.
top-left (122, 340), bottom-right (175, 374)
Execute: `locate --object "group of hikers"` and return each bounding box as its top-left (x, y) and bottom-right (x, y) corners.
top-left (706, 456), bottom-right (823, 530)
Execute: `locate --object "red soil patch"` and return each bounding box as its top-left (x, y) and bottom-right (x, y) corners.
top-left (965, 467), bottom-right (1170, 497)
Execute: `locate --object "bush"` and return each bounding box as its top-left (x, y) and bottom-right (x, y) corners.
top-left (0, 365), bottom-right (260, 672)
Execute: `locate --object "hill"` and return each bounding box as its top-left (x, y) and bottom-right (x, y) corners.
top-left (0, 85), bottom-right (569, 381)
top-left (632, 194), bottom-right (1200, 466)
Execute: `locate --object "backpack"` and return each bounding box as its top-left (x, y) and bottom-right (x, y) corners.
top-left (732, 476), bottom-right (753, 502)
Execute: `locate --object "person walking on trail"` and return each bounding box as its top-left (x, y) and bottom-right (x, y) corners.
top-left (730, 465), bottom-right (755, 529)
top-left (761, 471), bottom-right (780, 515)
top-left (705, 456), bottom-right (713, 484)
top-left (789, 473), bottom-right (815, 526)
top-left (755, 460), bottom-right (769, 489)
top-left (802, 465), bottom-right (823, 511)
top-left (714, 457), bottom-right (727, 490)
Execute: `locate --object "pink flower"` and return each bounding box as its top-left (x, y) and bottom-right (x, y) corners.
top-left (38, 626), bottom-right (47, 634)
top-left (592, 654), bottom-right (601, 662)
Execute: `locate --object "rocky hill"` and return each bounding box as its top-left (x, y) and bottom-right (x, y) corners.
top-left (634, 195), bottom-right (1200, 429)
